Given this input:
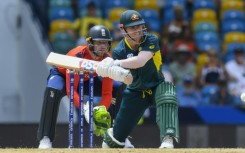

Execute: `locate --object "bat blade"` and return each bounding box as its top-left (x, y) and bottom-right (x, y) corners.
top-left (46, 52), bottom-right (133, 84)
top-left (46, 52), bottom-right (98, 71)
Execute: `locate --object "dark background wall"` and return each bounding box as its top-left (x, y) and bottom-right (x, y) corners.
top-left (0, 123), bottom-right (244, 148)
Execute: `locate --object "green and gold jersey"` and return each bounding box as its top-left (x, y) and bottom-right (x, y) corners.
top-left (112, 33), bottom-right (165, 90)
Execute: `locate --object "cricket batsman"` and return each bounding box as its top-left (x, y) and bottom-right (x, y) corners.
top-left (96, 10), bottom-right (180, 148)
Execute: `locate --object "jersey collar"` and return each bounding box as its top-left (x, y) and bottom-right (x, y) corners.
top-left (124, 38), bottom-right (133, 50)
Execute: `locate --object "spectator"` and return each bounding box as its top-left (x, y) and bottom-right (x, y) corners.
top-left (168, 44), bottom-right (196, 86)
top-left (225, 47), bottom-right (245, 105)
top-left (172, 25), bottom-right (195, 52)
top-left (161, 6), bottom-right (190, 63)
top-left (69, 2), bottom-right (113, 45)
top-left (172, 25), bottom-right (196, 62)
top-left (177, 76), bottom-right (202, 107)
top-left (209, 79), bottom-right (235, 106)
top-left (197, 49), bottom-right (226, 87)
top-left (161, 6), bottom-right (189, 44)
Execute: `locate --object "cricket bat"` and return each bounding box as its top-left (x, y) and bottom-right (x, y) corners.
top-left (46, 52), bottom-right (133, 84)
top-left (46, 52), bottom-right (98, 71)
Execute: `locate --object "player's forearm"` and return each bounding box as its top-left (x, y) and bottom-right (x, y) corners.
top-left (119, 51), bottom-right (153, 69)
top-left (120, 56), bottom-right (144, 69)
top-left (100, 78), bottom-right (113, 110)
top-left (100, 94), bottom-right (112, 110)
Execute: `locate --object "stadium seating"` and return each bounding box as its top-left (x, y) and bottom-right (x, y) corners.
top-left (162, 7), bottom-right (189, 25)
top-left (193, 0), bottom-right (216, 11)
top-left (49, 19), bottom-right (73, 41)
top-left (220, 0), bottom-right (245, 15)
top-left (161, 0), bottom-right (188, 25)
top-left (48, 7), bottom-right (74, 23)
top-left (196, 52), bottom-right (208, 75)
top-left (197, 42), bottom-right (221, 53)
top-left (195, 31), bottom-right (219, 43)
top-left (77, 0), bottom-right (101, 9)
top-left (79, 7), bottom-right (102, 17)
top-left (107, 7), bottom-right (128, 22)
top-left (51, 32), bottom-right (76, 55)
top-left (139, 9), bottom-right (160, 32)
top-left (225, 43), bottom-right (245, 62)
top-left (195, 30), bottom-right (220, 52)
top-left (49, 0), bottom-right (71, 9)
top-left (224, 32), bottom-right (245, 44)
top-left (192, 9), bottom-right (218, 30)
top-left (193, 9), bottom-right (217, 21)
top-left (134, 0), bottom-right (159, 11)
top-left (221, 20), bottom-right (245, 35)
top-left (194, 22), bottom-right (217, 33)
top-left (105, 0), bottom-right (129, 10)
top-left (164, 0), bottom-right (185, 9)
top-left (222, 10), bottom-right (245, 21)
top-left (223, 32), bottom-right (245, 53)
top-left (104, 0), bottom-right (130, 19)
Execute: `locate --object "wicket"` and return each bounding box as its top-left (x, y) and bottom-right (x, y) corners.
top-left (68, 70), bottom-right (94, 148)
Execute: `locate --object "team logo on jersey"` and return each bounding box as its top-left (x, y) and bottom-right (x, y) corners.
top-left (149, 45), bottom-right (155, 49)
top-left (101, 29), bottom-right (106, 36)
top-left (131, 14), bottom-right (139, 21)
top-left (127, 53), bottom-right (134, 58)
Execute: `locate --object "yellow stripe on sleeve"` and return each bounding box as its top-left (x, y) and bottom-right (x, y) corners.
top-left (152, 50), bottom-right (162, 71)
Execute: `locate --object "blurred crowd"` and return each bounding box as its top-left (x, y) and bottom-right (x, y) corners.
top-left (29, 0), bottom-right (245, 107)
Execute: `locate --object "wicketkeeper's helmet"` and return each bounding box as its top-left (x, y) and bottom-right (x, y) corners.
top-left (86, 25), bottom-right (112, 53)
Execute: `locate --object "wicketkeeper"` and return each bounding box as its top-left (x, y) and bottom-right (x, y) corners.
top-left (37, 25), bottom-right (133, 149)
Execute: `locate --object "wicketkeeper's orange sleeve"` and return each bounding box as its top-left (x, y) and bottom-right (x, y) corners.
top-left (100, 77), bottom-right (113, 110)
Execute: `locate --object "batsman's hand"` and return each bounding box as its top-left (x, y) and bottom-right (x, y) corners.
top-left (108, 66), bottom-right (133, 85)
top-left (96, 57), bottom-right (114, 77)
top-left (96, 57), bottom-right (133, 84)
top-left (84, 102), bottom-right (111, 137)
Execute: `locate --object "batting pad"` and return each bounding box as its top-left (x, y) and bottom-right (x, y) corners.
top-left (155, 82), bottom-right (179, 143)
top-left (37, 87), bottom-right (64, 141)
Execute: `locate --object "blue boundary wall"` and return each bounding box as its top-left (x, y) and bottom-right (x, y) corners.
top-left (190, 106), bottom-right (245, 124)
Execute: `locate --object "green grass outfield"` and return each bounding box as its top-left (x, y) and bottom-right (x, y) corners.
top-left (0, 148), bottom-right (245, 153)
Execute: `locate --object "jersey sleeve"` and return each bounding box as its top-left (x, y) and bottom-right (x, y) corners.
top-left (100, 77), bottom-right (113, 110)
top-left (57, 67), bottom-right (66, 76)
top-left (141, 34), bottom-right (160, 54)
top-left (112, 50), bottom-right (119, 60)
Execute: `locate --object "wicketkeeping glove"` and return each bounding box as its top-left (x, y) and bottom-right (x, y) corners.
top-left (84, 102), bottom-right (111, 137)
top-left (93, 106), bottom-right (111, 136)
